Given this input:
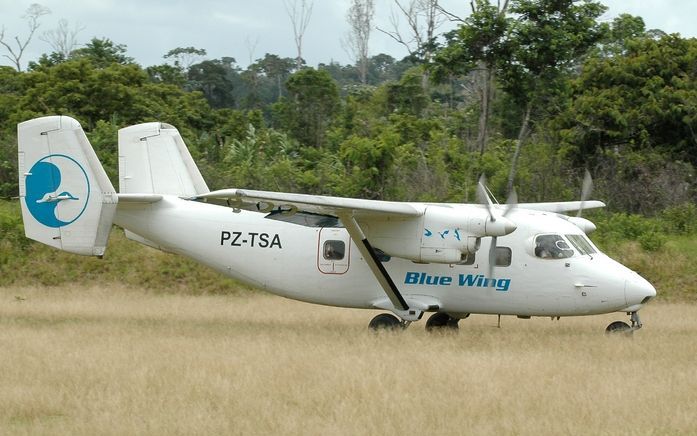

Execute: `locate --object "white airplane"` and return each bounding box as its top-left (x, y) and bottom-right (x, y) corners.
top-left (17, 116), bottom-right (656, 333)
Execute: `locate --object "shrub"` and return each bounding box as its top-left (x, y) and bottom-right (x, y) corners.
top-left (661, 203), bottom-right (697, 235)
top-left (638, 231), bottom-right (666, 252)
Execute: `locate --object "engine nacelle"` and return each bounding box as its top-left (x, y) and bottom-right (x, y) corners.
top-left (419, 237), bottom-right (481, 263)
top-left (566, 216), bottom-right (597, 234)
top-left (361, 205), bottom-right (511, 264)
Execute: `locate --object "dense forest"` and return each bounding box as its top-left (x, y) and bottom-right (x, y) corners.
top-left (1, 1), bottom-right (695, 211)
top-left (1, 0), bottom-right (696, 295)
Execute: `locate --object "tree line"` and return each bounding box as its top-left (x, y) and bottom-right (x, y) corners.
top-left (0, 0), bottom-right (695, 217)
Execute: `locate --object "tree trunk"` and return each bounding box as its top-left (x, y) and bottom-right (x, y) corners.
top-left (507, 102), bottom-right (532, 194)
top-left (421, 69), bottom-right (430, 93)
top-left (476, 64), bottom-right (493, 155)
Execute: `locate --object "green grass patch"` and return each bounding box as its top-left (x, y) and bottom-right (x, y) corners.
top-left (3, 200), bottom-right (696, 301)
top-left (1, 200), bottom-right (250, 295)
top-left (603, 236), bottom-right (697, 302)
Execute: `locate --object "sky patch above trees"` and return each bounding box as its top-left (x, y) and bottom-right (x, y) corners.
top-left (0, 0), bottom-right (695, 70)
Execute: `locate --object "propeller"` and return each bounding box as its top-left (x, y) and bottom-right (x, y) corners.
top-left (476, 174), bottom-right (518, 278)
top-left (577, 169), bottom-right (593, 217)
top-left (565, 169), bottom-right (598, 234)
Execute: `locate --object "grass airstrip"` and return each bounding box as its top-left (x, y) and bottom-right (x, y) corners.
top-left (1, 285), bottom-right (696, 435)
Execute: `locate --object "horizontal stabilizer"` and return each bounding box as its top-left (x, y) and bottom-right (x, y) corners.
top-left (117, 193), bottom-right (163, 203)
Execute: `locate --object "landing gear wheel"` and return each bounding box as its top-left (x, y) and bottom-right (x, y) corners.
top-left (605, 321), bottom-right (632, 335)
top-left (369, 313), bottom-right (402, 331)
top-left (426, 312), bottom-right (459, 331)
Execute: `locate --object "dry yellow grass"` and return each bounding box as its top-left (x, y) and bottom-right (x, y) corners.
top-left (1, 285), bottom-right (696, 436)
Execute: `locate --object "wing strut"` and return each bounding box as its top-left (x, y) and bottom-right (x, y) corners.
top-left (340, 214), bottom-right (409, 312)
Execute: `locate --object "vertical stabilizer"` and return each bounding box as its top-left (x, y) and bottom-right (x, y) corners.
top-left (18, 116), bottom-right (118, 256)
top-left (118, 122), bottom-right (209, 196)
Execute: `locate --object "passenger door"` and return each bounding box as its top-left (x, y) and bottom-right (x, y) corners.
top-left (317, 227), bottom-right (351, 274)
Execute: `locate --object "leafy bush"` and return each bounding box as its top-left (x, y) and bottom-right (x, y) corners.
top-left (0, 200), bottom-right (29, 249)
top-left (593, 212), bottom-right (658, 241)
top-left (661, 203), bottom-right (697, 235)
top-left (638, 231), bottom-right (666, 252)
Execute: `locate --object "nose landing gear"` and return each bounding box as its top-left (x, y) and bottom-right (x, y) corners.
top-left (605, 311), bottom-right (642, 335)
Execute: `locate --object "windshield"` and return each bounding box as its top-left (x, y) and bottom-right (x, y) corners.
top-left (534, 234), bottom-right (574, 259)
top-left (565, 234), bottom-right (597, 256)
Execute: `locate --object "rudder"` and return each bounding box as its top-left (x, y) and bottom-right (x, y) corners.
top-left (18, 116), bottom-right (117, 256)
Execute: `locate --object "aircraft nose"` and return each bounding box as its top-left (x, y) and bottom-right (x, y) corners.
top-left (625, 275), bottom-right (656, 306)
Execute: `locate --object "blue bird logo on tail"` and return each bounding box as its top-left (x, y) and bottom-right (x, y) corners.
top-left (25, 154), bottom-right (90, 228)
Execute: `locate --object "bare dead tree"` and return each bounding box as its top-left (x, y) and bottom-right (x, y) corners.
top-left (434, 3), bottom-right (466, 23)
top-left (344, 0), bottom-right (375, 84)
top-left (376, 0), bottom-right (444, 90)
top-left (0, 3), bottom-right (51, 71)
top-left (40, 18), bottom-right (85, 59)
top-left (245, 35), bottom-right (260, 66)
top-left (283, 0), bottom-right (314, 70)
top-left (439, 0), bottom-right (510, 155)
top-left (476, 0), bottom-right (508, 155)
top-left (164, 47), bottom-right (207, 71)
top-left (377, 0), bottom-right (444, 65)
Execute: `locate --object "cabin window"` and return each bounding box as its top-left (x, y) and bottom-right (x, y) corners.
top-left (323, 240), bottom-right (345, 260)
top-left (534, 234), bottom-right (574, 259)
top-left (495, 247), bottom-right (512, 266)
top-left (566, 234), bottom-right (597, 255)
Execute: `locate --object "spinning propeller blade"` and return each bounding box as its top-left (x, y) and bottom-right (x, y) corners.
top-left (477, 175), bottom-right (518, 278)
top-left (578, 170), bottom-right (593, 217)
top-left (503, 186), bottom-right (517, 217)
top-left (477, 174), bottom-right (495, 221)
top-left (488, 236), bottom-right (497, 279)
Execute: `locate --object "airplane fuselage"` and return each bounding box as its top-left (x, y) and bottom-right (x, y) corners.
top-left (114, 196), bottom-right (655, 318)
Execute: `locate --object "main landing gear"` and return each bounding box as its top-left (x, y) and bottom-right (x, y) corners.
top-left (368, 313), bottom-right (408, 330)
top-left (369, 311), bottom-right (646, 334)
top-left (368, 312), bottom-right (467, 331)
top-left (425, 312), bottom-right (462, 331)
top-left (605, 311), bottom-right (642, 335)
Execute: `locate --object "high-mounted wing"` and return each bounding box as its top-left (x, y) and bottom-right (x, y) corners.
top-left (518, 200), bottom-right (605, 213)
top-left (194, 188), bottom-right (423, 218)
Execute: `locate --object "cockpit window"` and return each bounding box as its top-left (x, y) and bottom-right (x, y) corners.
top-left (534, 234), bottom-right (574, 259)
top-left (566, 234), bottom-right (597, 255)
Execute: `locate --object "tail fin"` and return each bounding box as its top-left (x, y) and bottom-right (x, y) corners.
top-left (18, 116), bottom-right (118, 256)
top-left (118, 122), bottom-right (209, 196)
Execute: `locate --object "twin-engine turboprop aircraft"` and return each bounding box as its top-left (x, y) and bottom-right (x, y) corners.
top-left (17, 116), bottom-right (656, 333)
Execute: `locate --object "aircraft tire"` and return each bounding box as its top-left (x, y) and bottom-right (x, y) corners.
top-left (368, 313), bottom-right (402, 331)
top-left (426, 312), bottom-right (459, 331)
top-left (605, 321), bottom-right (632, 335)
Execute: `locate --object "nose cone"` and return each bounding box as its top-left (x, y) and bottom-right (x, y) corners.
top-left (504, 218), bottom-right (517, 235)
top-left (485, 216), bottom-right (517, 237)
top-left (625, 275), bottom-right (657, 307)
